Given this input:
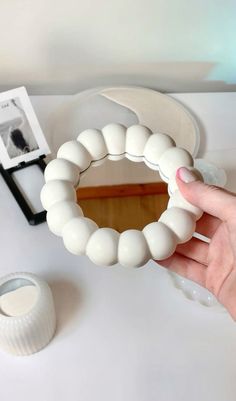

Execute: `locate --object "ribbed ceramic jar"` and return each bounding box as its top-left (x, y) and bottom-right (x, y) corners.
top-left (0, 273), bottom-right (56, 356)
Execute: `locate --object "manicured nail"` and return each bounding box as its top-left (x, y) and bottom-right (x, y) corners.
top-left (176, 167), bottom-right (198, 183)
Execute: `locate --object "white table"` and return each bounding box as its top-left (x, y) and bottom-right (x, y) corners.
top-left (0, 92), bottom-right (236, 401)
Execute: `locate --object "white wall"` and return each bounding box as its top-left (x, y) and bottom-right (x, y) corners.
top-left (0, 0), bottom-right (236, 94)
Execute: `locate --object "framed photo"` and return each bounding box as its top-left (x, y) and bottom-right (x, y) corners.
top-left (0, 87), bottom-right (50, 169)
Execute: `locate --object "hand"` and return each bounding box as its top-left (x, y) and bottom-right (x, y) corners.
top-left (157, 167), bottom-right (236, 320)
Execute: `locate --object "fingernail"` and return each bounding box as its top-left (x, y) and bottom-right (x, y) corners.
top-left (176, 167), bottom-right (198, 183)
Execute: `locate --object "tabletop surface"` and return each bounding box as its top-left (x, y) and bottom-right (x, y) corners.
top-left (0, 92), bottom-right (236, 401)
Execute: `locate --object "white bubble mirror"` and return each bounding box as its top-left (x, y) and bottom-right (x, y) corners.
top-left (42, 123), bottom-right (203, 268)
top-left (46, 87), bottom-right (226, 308)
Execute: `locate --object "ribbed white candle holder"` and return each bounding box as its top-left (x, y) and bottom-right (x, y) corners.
top-left (0, 272), bottom-right (56, 356)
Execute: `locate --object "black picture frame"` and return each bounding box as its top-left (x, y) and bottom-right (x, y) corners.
top-left (0, 156), bottom-right (46, 225)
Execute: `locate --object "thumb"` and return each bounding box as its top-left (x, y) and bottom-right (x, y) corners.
top-left (176, 167), bottom-right (236, 221)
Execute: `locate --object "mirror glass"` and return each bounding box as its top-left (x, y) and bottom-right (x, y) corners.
top-left (78, 159), bottom-right (169, 232)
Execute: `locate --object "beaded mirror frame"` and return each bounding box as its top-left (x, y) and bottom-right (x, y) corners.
top-left (41, 124), bottom-right (204, 268)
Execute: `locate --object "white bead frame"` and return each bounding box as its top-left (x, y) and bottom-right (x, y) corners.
top-left (41, 124), bottom-right (203, 268)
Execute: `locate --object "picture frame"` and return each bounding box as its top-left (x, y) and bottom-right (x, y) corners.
top-left (0, 86), bottom-right (50, 169)
top-left (0, 157), bottom-right (47, 225)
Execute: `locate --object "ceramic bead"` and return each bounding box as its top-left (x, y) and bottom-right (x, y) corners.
top-left (102, 123), bottom-right (126, 161)
top-left (57, 140), bottom-right (92, 171)
top-left (44, 158), bottom-right (79, 186)
top-left (118, 229), bottom-right (150, 268)
top-left (168, 167), bottom-right (203, 195)
top-left (125, 125), bottom-right (151, 162)
top-left (46, 201), bottom-right (83, 236)
top-left (159, 207), bottom-right (196, 244)
top-left (40, 180), bottom-right (76, 211)
top-left (62, 217), bottom-right (98, 255)
top-left (86, 228), bottom-right (119, 266)
top-left (168, 190), bottom-right (203, 220)
top-left (143, 133), bottom-right (175, 170)
top-left (77, 128), bottom-right (107, 166)
top-left (158, 147), bottom-right (193, 180)
top-left (143, 222), bottom-right (177, 260)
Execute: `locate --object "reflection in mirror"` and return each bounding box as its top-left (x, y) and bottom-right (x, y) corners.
top-left (77, 159), bottom-right (169, 232)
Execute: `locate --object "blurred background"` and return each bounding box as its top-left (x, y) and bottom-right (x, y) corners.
top-left (0, 0), bottom-right (236, 94)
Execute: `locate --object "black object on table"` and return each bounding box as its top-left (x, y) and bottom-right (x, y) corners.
top-left (0, 155), bottom-right (46, 225)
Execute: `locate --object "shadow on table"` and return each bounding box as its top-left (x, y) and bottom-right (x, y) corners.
top-left (49, 278), bottom-right (82, 337)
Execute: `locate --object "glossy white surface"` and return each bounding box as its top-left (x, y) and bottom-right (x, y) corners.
top-left (0, 273), bottom-right (56, 356)
top-left (160, 207), bottom-right (196, 244)
top-left (86, 228), bottom-right (120, 266)
top-left (125, 125), bottom-right (151, 161)
top-left (62, 217), bottom-right (98, 255)
top-left (57, 140), bottom-right (92, 171)
top-left (46, 201), bottom-right (83, 236)
top-left (77, 128), bottom-right (107, 164)
top-left (159, 147), bottom-right (194, 179)
top-left (40, 180), bottom-right (76, 211)
top-left (44, 158), bottom-right (79, 186)
top-left (118, 230), bottom-right (150, 268)
top-left (143, 222), bottom-right (178, 260)
top-left (168, 189), bottom-right (203, 220)
top-left (102, 123), bottom-right (126, 161)
top-left (144, 133), bottom-right (175, 168)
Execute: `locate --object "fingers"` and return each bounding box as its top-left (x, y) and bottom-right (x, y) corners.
top-left (175, 237), bottom-right (209, 265)
top-left (195, 213), bottom-right (221, 238)
top-left (176, 167), bottom-right (236, 221)
top-left (156, 253), bottom-right (206, 287)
